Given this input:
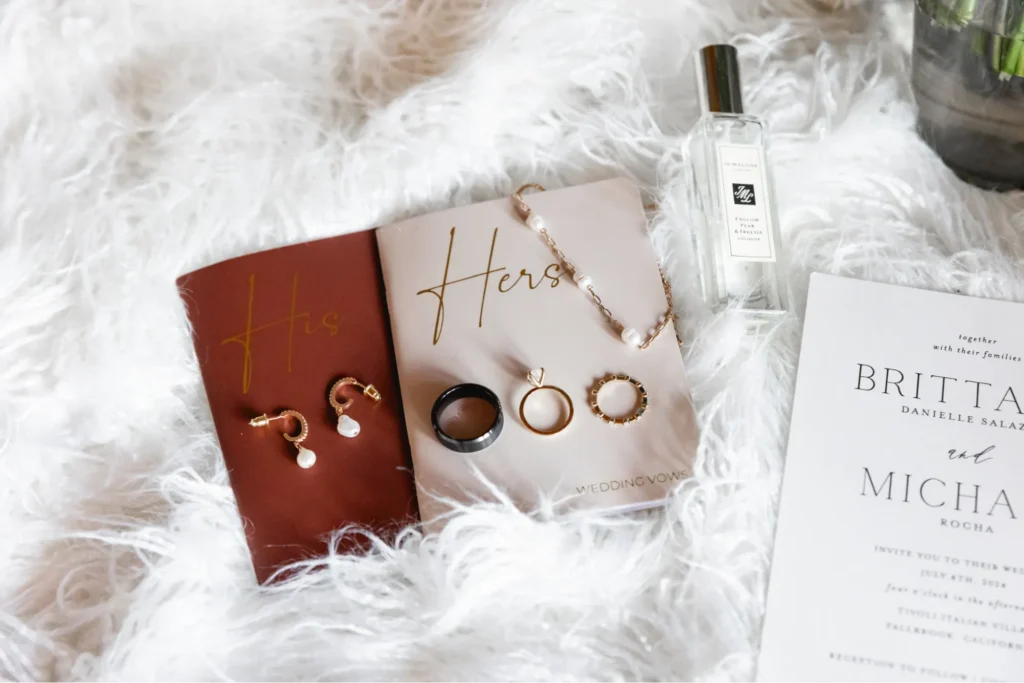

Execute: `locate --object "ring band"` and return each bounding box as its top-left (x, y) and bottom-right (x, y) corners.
top-left (590, 373), bottom-right (649, 425)
top-left (431, 383), bottom-right (503, 453)
top-left (519, 368), bottom-right (574, 436)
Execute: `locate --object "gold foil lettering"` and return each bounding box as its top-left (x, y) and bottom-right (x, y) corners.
top-left (416, 227), bottom-right (563, 344)
top-left (221, 273), bottom-right (341, 394)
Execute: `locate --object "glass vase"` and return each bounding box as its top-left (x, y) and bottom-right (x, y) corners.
top-left (912, 0), bottom-right (1024, 190)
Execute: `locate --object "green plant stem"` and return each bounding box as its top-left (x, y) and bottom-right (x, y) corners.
top-left (922, 0), bottom-right (1024, 80)
top-left (1002, 37), bottom-right (1022, 77)
top-left (924, 0), bottom-right (952, 27)
top-left (971, 28), bottom-right (985, 56)
top-left (1001, 8), bottom-right (1024, 79)
top-left (992, 33), bottom-right (1005, 71)
top-left (953, 0), bottom-right (977, 27)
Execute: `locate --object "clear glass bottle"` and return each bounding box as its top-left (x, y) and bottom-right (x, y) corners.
top-left (686, 45), bottom-right (788, 315)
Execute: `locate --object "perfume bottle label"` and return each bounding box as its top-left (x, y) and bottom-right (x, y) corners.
top-left (716, 143), bottom-right (775, 262)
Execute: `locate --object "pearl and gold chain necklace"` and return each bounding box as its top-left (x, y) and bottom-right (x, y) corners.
top-left (512, 183), bottom-right (681, 350)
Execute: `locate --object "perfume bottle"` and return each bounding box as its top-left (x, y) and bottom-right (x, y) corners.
top-left (687, 44), bottom-right (788, 314)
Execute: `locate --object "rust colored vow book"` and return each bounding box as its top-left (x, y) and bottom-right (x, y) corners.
top-left (177, 230), bottom-right (418, 584)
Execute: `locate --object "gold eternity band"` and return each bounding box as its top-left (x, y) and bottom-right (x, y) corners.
top-left (590, 373), bottom-right (649, 425)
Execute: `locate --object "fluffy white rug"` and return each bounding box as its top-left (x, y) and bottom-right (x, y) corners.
top-left (4, 0), bottom-right (1020, 679)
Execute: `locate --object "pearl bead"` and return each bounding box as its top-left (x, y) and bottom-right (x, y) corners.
top-left (621, 327), bottom-right (642, 348)
top-left (573, 273), bottom-right (592, 290)
top-left (296, 447), bottom-right (316, 469)
top-left (526, 214), bottom-right (546, 232)
top-left (337, 414), bottom-right (360, 438)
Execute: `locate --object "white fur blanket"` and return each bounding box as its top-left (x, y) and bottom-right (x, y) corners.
top-left (3, 0), bottom-right (1017, 679)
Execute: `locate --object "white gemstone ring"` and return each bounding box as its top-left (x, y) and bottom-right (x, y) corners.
top-left (519, 367), bottom-right (574, 436)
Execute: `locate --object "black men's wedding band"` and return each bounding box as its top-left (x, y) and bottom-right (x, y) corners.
top-left (431, 383), bottom-right (503, 453)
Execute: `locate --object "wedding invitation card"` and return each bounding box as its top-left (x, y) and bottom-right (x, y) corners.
top-left (375, 178), bottom-right (699, 522)
top-left (759, 274), bottom-right (1024, 681)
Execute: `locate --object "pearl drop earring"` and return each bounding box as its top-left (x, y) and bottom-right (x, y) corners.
top-left (328, 376), bottom-right (382, 438)
top-left (249, 410), bottom-right (317, 469)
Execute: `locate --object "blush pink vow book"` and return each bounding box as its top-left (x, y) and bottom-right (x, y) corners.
top-left (375, 178), bottom-right (699, 522)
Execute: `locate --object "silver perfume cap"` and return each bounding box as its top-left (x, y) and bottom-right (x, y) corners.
top-left (695, 44), bottom-right (744, 114)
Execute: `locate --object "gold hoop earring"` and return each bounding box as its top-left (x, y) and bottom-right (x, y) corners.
top-left (590, 373), bottom-right (648, 426)
top-left (249, 410), bottom-right (316, 468)
top-left (519, 367), bottom-right (574, 436)
top-left (328, 376), bottom-right (382, 438)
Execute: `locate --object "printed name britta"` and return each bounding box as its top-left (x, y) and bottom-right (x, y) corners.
top-left (855, 363), bottom-right (1024, 412)
top-left (855, 362), bottom-right (1024, 431)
